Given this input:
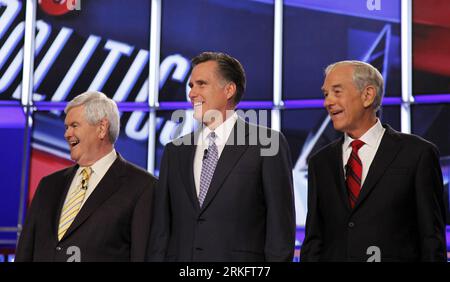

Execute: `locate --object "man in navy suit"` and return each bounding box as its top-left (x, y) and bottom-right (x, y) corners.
top-left (301, 60), bottom-right (447, 261)
top-left (148, 52), bottom-right (296, 261)
top-left (16, 91), bottom-right (156, 261)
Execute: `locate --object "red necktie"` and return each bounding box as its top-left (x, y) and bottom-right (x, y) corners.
top-left (346, 140), bottom-right (365, 209)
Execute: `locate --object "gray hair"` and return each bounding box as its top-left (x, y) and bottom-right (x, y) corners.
top-left (325, 60), bottom-right (384, 111)
top-left (65, 91), bottom-right (120, 144)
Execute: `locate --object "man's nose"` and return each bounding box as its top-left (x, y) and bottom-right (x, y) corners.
top-left (323, 96), bottom-right (331, 108)
top-left (323, 95), bottom-right (335, 109)
top-left (64, 127), bottom-right (71, 139)
top-left (188, 87), bottom-right (198, 101)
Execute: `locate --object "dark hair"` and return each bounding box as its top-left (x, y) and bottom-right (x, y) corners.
top-left (191, 52), bottom-right (246, 105)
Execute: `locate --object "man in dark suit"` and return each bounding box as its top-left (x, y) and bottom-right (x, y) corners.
top-left (15, 91), bottom-right (157, 262)
top-left (301, 60), bottom-right (447, 262)
top-left (148, 52), bottom-right (295, 262)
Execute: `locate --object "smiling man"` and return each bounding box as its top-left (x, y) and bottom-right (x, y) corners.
top-left (15, 91), bottom-right (157, 262)
top-left (148, 52), bottom-right (295, 262)
top-left (301, 60), bottom-right (447, 262)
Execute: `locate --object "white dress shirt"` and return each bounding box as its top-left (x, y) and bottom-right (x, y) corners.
top-left (62, 149), bottom-right (117, 210)
top-left (342, 119), bottom-right (385, 187)
top-left (193, 112), bottom-right (238, 196)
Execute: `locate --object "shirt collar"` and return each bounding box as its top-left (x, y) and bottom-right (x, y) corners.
top-left (343, 119), bottom-right (384, 149)
top-left (78, 149), bottom-right (117, 177)
top-left (199, 112), bottom-right (238, 146)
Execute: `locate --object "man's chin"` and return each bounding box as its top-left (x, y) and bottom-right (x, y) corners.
top-left (331, 122), bottom-right (344, 132)
top-left (193, 111), bottom-right (203, 122)
top-left (69, 151), bottom-right (79, 162)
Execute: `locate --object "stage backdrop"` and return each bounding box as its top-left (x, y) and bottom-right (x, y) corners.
top-left (0, 0), bottom-right (448, 258)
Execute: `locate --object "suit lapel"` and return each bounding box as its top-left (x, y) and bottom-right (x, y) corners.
top-left (200, 119), bottom-right (249, 213)
top-left (332, 137), bottom-right (352, 211)
top-left (60, 154), bottom-right (127, 241)
top-left (178, 132), bottom-right (200, 212)
top-left (53, 165), bottom-right (78, 242)
top-left (353, 125), bottom-right (402, 210)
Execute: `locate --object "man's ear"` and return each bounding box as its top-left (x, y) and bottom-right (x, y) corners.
top-left (362, 85), bottom-right (377, 108)
top-left (98, 118), bottom-right (109, 140)
top-left (225, 82), bottom-right (237, 101)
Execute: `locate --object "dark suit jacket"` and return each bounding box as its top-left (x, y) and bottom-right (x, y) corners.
top-left (15, 154), bottom-right (157, 262)
top-left (148, 118), bottom-right (296, 262)
top-left (301, 124), bottom-right (447, 262)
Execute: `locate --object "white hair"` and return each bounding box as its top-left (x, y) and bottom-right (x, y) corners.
top-left (65, 91), bottom-right (120, 144)
top-left (325, 60), bottom-right (384, 111)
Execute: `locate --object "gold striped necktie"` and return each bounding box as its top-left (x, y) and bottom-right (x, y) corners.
top-left (57, 167), bottom-right (92, 241)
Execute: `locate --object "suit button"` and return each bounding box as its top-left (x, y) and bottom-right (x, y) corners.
top-left (348, 222), bottom-right (355, 228)
top-left (195, 247), bottom-right (203, 251)
top-left (56, 246), bottom-right (62, 251)
top-left (198, 218), bottom-right (205, 223)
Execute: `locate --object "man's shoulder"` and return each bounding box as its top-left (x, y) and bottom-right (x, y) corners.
top-left (163, 136), bottom-right (194, 154)
top-left (309, 138), bottom-right (342, 163)
top-left (239, 119), bottom-right (288, 142)
top-left (33, 165), bottom-right (76, 198)
top-left (246, 120), bottom-right (282, 134)
top-left (384, 125), bottom-right (438, 151)
top-left (118, 156), bottom-right (157, 182)
top-left (42, 165), bottom-right (76, 182)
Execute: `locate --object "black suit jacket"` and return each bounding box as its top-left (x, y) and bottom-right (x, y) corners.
top-left (148, 118), bottom-right (296, 262)
top-left (301, 125), bottom-right (447, 262)
top-left (15, 154), bottom-right (157, 262)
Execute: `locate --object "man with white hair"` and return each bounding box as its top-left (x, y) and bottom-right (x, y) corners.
top-left (15, 91), bottom-right (157, 262)
top-left (301, 60), bottom-right (447, 261)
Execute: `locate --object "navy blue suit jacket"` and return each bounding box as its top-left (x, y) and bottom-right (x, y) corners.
top-left (301, 125), bottom-right (447, 261)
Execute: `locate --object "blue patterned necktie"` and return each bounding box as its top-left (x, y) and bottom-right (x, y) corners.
top-left (199, 132), bottom-right (218, 207)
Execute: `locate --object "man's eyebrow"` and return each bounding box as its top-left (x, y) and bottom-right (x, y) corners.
top-left (322, 84), bottom-right (343, 93)
top-left (189, 79), bottom-right (207, 86)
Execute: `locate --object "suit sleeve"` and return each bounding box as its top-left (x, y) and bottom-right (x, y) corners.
top-left (261, 131), bottom-right (296, 262)
top-left (300, 157), bottom-right (323, 262)
top-left (15, 177), bottom-right (46, 262)
top-left (130, 175), bottom-right (156, 262)
top-left (146, 144), bottom-right (172, 261)
top-left (414, 144), bottom-right (447, 261)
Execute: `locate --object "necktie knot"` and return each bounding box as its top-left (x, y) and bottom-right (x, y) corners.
top-left (350, 139), bottom-right (365, 152)
top-left (80, 167), bottom-right (92, 190)
top-left (208, 132), bottom-right (217, 143)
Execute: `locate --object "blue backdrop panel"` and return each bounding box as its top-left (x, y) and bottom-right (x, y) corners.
top-left (0, 106), bottom-right (26, 244)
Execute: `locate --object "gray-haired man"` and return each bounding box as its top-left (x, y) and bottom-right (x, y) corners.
top-left (16, 91), bottom-right (156, 262)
